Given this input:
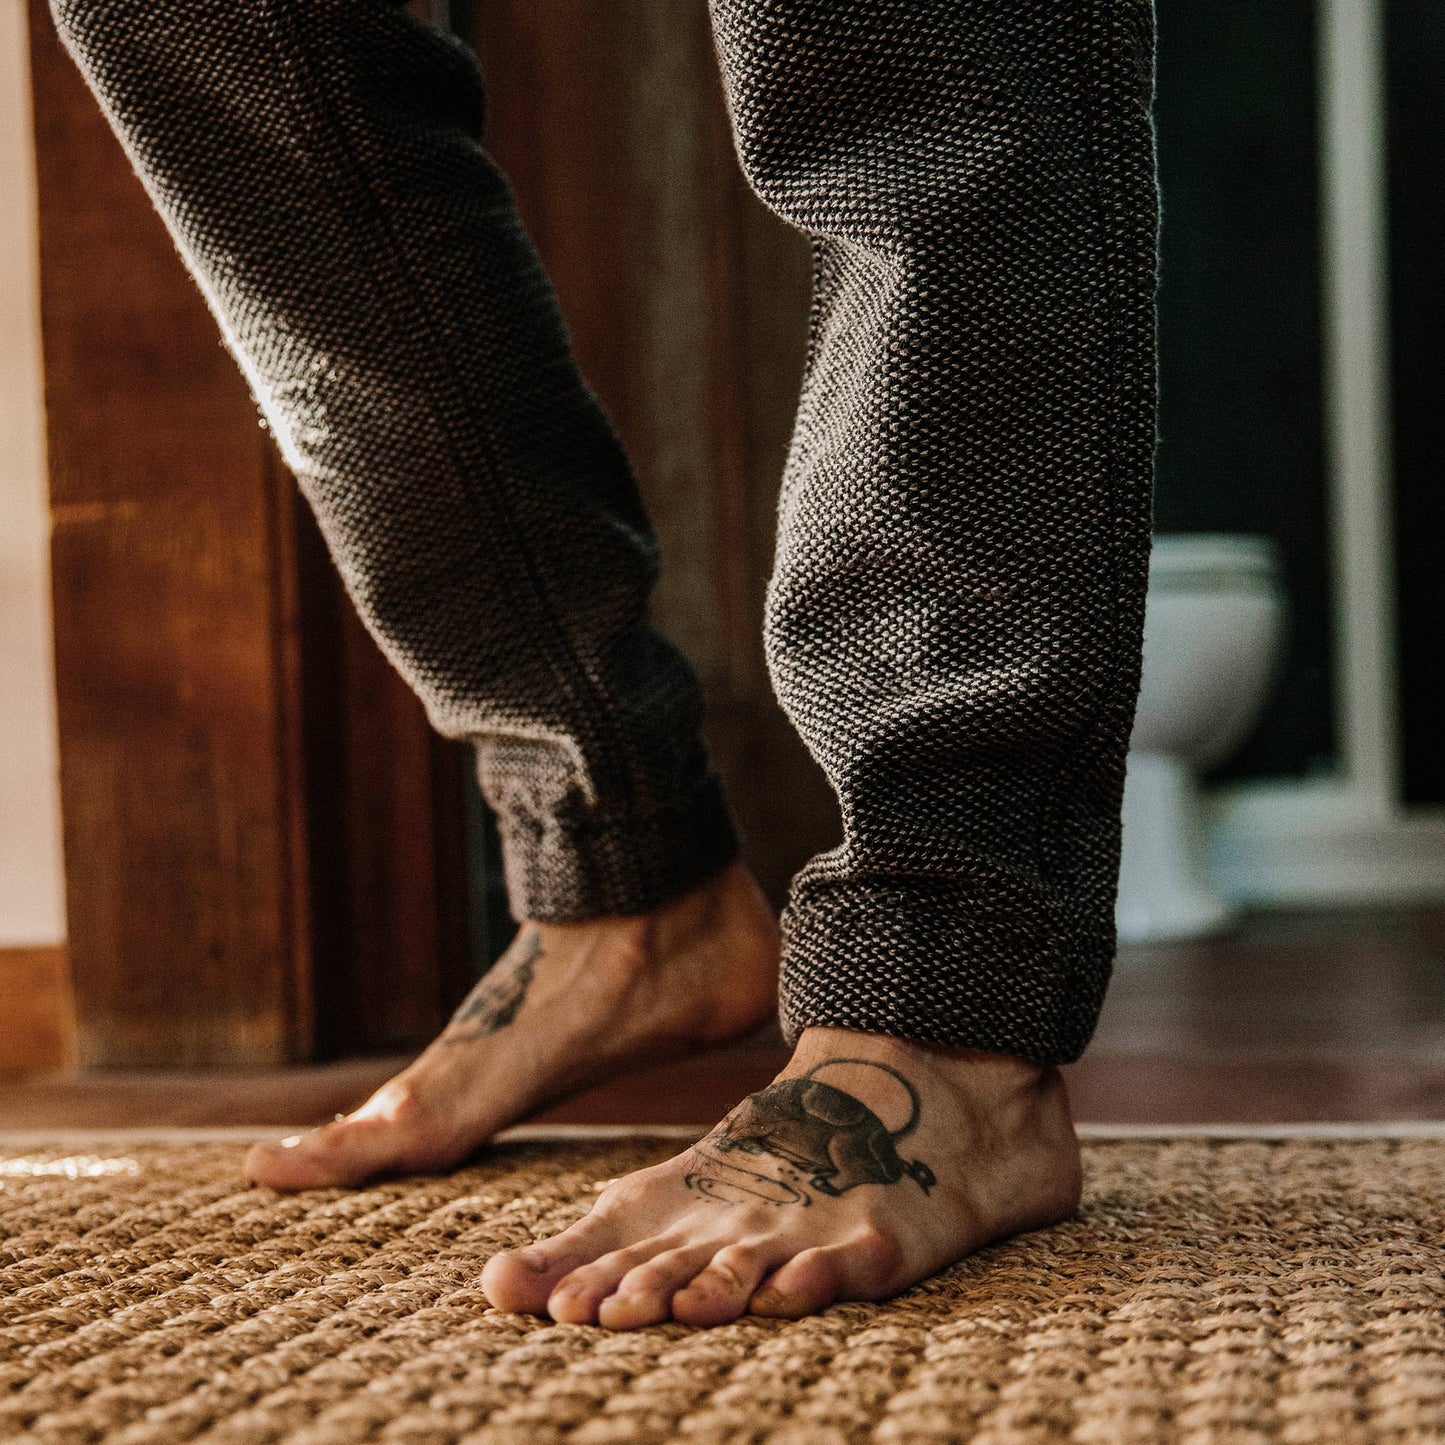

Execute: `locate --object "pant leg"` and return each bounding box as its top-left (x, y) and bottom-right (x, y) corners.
top-left (50, 0), bottom-right (738, 922)
top-left (712, 0), bottom-right (1158, 1062)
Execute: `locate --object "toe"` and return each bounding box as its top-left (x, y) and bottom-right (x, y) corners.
top-left (243, 1135), bottom-right (312, 1191)
top-left (672, 1242), bottom-right (777, 1328)
top-left (245, 1116), bottom-right (430, 1191)
top-left (748, 1247), bottom-right (841, 1319)
top-left (481, 1215), bottom-right (619, 1316)
top-left (244, 1074), bottom-right (459, 1192)
top-left (597, 1245), bottom-right (716, 1331)
top-left (547, 1241), bottom-right (673, 1324)
top-left (243, 1124), bottom-right (369, 1191)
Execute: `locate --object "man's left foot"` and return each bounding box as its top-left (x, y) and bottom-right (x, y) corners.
top-left (481, 1026), bottom-right (1082, 1328)
top-left (243, 861), bottom-right (779, 1191)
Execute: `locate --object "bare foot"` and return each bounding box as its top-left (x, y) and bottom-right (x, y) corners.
top-left (244, 862), bottom-right (779, 1190)
top-left (481, 1027), bottom-right (1081, 1328)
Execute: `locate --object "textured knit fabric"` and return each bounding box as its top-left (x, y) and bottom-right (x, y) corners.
top-left (50, 0), bottom-right (1158, 1063)
top-left (714, 1), bottom-right (1160, 1059)
top-left (50, 0), bottom-right (739, 924)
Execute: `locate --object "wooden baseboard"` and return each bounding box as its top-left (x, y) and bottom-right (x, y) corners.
top-left (0, 946), bottom-right (74, 1076)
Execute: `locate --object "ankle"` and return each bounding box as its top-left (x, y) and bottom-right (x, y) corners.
top-left (651, 860), bottom-right (775, 954)
top-left (791, 1028), bottom-right (1072, 1140)
top-left (529, 912), bottom-right (657, 993)
top-left (519, 864), bottom-right (778, 1040)
top-left (793, 1026), bottom-right (1045, 1084)
top-left (535, 860), bottom-right (764, 958)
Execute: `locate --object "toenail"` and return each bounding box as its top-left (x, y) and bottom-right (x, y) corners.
top-left (518, 1249), bottom-right (556, 1274)
top-left (702, 1262), bottom-right (744, 1290)
top-left (279, 1136), bottom-right (302, 1149)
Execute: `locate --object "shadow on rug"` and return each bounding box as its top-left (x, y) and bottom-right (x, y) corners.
top-left (0, 1135), bottom-right (1441, 1443)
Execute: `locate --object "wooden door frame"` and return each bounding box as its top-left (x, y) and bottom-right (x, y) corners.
top-left (28, 0), bottom-right (470, 1068)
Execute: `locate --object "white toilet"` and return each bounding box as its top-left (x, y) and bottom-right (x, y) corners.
top-left (1115, 534), bottom-right (1285, 944)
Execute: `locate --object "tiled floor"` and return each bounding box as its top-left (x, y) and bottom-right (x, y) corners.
top-left (1, 908), bottom-right (1442, 1130)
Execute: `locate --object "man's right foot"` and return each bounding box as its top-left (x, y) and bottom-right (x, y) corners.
top-left (243, 861), bottom-right (780, 1190)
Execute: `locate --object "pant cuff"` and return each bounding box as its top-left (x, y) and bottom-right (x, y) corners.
top-left (493, 773), bottom-right (740, 923)
top-left (777, 876), bottom-right (1113, 1065)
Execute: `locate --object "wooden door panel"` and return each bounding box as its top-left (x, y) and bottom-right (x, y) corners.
top-left (28, 0), bottom-right (465, 1067)
top-left (30, 2), bottom-right (311, 1065)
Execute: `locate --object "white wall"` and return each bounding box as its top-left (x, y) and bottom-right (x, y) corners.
top-left (0, 0), bottom-right (66, 947)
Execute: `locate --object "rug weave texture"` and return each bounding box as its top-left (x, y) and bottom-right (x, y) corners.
top-left (0, 1135), bottom-right (1441, 1444)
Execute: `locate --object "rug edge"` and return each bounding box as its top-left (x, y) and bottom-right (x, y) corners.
top-left (0, 1120), bottom-right (1441, 1147)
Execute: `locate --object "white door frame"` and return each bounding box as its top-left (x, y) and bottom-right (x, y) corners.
top-left (1209, 0), bottom-right (1445, 905)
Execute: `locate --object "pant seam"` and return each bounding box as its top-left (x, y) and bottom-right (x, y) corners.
top-left (267, 1), bottom-right (652, 879)
top-left (1028, 1), bottom-right (1153, 906)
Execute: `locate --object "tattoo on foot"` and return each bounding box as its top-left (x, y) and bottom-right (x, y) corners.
top-left (685, 1058), bottom-right (936, 1206)
top-left (442, 929), bottom-right (541, 1045)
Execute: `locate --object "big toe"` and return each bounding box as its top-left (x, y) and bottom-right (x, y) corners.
top-left (243, 1119), bottom-right (407, 1190)
top-left (482, 1244), bottom-right (582, 1316)
top-left (482, 1215), bottom-right (620, 1315)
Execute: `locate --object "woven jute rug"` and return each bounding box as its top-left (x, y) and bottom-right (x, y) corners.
top-left (0, 1129), bottom-right (1441, 1444)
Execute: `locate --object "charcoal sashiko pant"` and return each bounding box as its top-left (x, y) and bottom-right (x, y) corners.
top-left (50, 0), bottom-right (1159, 1063)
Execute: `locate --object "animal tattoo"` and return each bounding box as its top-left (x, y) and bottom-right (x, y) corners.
top-left (685, 1058), bottom-right (937, 1207)
top-left (441, 929), bottom-right (541, 1045)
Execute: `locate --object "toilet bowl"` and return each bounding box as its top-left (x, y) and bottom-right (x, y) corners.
top-left (1115, 534), bottom-right (1284, 944)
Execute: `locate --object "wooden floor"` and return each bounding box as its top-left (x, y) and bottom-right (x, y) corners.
top-left (1, 907), bottom-right (1442, 1130)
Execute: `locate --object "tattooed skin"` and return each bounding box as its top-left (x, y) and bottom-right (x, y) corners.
top-left (441, 929), bottom-right (541, 1045)
top-left (685, 1058), bottom-right (937, 1207)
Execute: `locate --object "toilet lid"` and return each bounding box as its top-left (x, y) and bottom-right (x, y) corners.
top-left (1148, 533), bottom-right (1280, 591)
